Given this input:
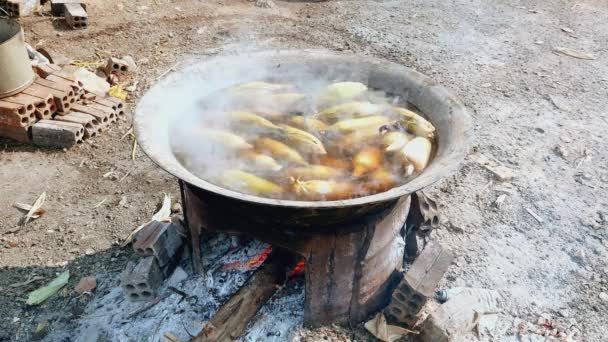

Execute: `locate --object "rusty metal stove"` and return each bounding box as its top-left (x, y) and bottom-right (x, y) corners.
top-left (134, 50), bottom-right (472, 328)
top-left (181, 181), bottom-right (411, 326)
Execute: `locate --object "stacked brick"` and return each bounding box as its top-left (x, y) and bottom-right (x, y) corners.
top-left (0, 63), bottom-right (125, 148)
top-left (121, 221), bottom-right (186, 301)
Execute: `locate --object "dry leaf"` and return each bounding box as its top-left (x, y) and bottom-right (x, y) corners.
top-left (364, 312), bottom-right (417, 342)
top-left (553, 46), bottom-right (596, 60)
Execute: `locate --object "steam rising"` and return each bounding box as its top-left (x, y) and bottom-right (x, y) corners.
top-left (165, 53), bottom-right (434, 201)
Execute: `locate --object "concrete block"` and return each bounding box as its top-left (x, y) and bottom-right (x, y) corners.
top-left (50, 0), bottom-right (85, 16)
top-left (385, 241), bottom-right (453, 327)
top-left (53, 112), bottom-right (99, 138)
top-left (0, 100), bottom-right (36, 127)
top-left (64, 3), bottom-right (87, 29)
top-left (71, 103), bottom-right (112, 127)
top-left (133, 221), bottom-right (184, 268)
top-left (121, 257), bottom-right (163, 302)
top-left (32, 119), bottom-right (84, 148)
top-left (0, 125), bottom-right (30, 143)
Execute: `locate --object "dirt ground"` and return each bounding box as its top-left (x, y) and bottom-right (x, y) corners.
top-left (1, 0), bottom-right (607, 341)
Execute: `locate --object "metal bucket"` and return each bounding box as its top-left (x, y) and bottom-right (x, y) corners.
top-left (0, 17), bottom-right (35, 98)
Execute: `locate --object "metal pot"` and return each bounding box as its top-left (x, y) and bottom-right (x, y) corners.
top-left (134, 50), bottom-right (473, 228)
top-left (0, 17), bottom-right (35, 98)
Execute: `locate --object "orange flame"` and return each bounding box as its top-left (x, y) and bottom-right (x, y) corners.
top-left (222, 245), bottom-right (273, 271)
top-left (288, 259), bottom-right (306, 278)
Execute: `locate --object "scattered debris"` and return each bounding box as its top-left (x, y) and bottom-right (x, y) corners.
top-left (17, 192), bottom-right (47, 226)
top-left (74, 276), bottom-right (96, 294)
top-left (494, 194), bottom-right (507, 209)
top-left (163, 332), bottom-right (182, 342)
top-left (561, 27), bottom-right (574, 34)
top-left (26, 270), bottom-right (70, 305)
top-left (435, 289), bottom-right (448, 303)
top-left (385, 241), bottom-right (453, 327)
top-left (127, 296), bottom-right (162, 318)
top-left (9, 275), bottom-right (45, 288)
top-left (547, 94), bottom-right (572, 112)
top-left (254, 0), bottom-right (276, 8)
top-left (554, 145), bottom-right (569, 159)
top-left (420, 287), bottom-right (501, 341)
top-left (93, 198), bottom-right (107, 208)
top-left (33, 319), bottom-right (50, 340)
top-left (364, 312), bottom-right (417, 342)
top-left (470, 153), bottom-right (514, 181)
top-left (121, 193), bottom-right (172, 247)
top-left (108, 84), bottom-right (127, 101)
top-left (553, 46), bottom-right (596, 60)
top-left (525, 207), bottom-right (544, 223)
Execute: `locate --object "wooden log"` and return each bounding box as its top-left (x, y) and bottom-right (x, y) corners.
top-left (32, 120), bottom-right (84, 148)
top-left (0, 100), bottom-right (35, 127)
top-left (53, 112), bottom-right (99, 138)
top-left (192, 252), bottom-right (293, 342)
top-left (0, 125), bottom-right (30, 143)
top-left (384, 241), bottom-right (453, 327)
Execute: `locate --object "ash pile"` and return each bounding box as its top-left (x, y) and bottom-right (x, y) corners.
top-left (46, 221), bottom-right (306, 342)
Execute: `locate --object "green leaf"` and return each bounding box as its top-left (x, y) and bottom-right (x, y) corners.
top-left (26, 270), bottom-right (70, 305)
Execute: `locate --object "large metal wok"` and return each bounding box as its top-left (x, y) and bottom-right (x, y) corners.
top-left (134, 50), bottom-right (472, 228)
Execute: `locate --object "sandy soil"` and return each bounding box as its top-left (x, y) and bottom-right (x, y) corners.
top-left (1, 0), bottom-right (607, 341)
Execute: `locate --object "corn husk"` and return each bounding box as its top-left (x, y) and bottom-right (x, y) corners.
top-left (254, 137), bottom-right (308, 165)
top-left (218, 170), bottom-right (283, 195)
top-left (292, 179), bottom-right (355, 201)
top-left (316, 101), bottom-right (386, 121)
top-left (197, 128), bottom-right (252, 150)
top-left (328, 116), bottom-right (391, 134)
top-left (381, 131), bottom-right (413, 152)
top-left (318, 82), bottom-right (367, 105)
top-left (290, 116), bottom-right (329, 132)
top-left (228, 111), bottom-right (281, 133)
top-left (340, 127), bottom-right (382, 151)
top-left (364, 168), bottom-right (398, 193)
top-left (352, 147), bottom-right (383, 177)
top-left (287, 165), bottom-right (345, 180)
top-left (279, 124), bottom-right (327, 155)
top-left (26, 271), bottom-right (70, 305)
top-left (241, 152), bottom-right (283, 172)
top-left (317, 155), bottom-right (351, 170)
top-left (400, 137), bottom-right (432, 171)
top-left (392, 107), bottom-right (435, 138)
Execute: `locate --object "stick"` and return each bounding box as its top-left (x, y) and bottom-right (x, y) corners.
top-left (127, 297), bottom-right (161, 319)
top-left (191, 251), bottom-right (294, 342)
